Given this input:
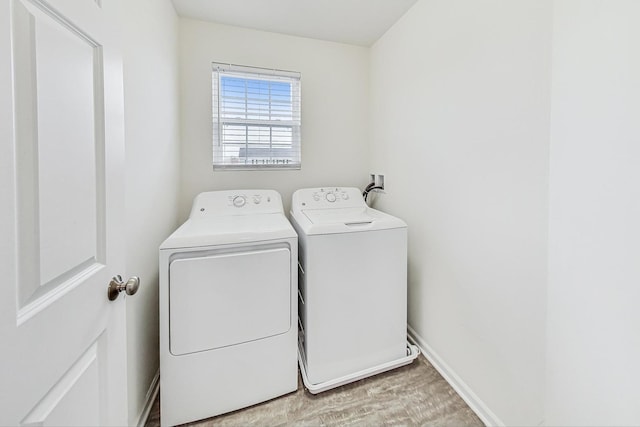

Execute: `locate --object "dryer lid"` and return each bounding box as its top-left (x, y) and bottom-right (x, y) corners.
top-left (160, 213), bottom-right (296, 249)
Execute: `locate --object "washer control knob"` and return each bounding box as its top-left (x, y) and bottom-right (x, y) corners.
top-left (342, 192), bottom-right (349, 200)
top-left (232, 196), bottom-right (246, 207)
top-left (252, 195), bottom-right (262, 204)
top-left (325, 192), bottom-right (336, 203)
top-left (313, 192), bottom-right (320, 201)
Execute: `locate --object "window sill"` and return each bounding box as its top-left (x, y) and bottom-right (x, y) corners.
top-left (212, 164), bottom-right (301, 171)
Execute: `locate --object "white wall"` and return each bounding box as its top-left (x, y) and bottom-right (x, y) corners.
top-left (120, 1), bottom-right (181, 424)
top-left (178, 19), bottom-right (370, 218)
top-left (545, 1), bottom-right (640, 425)
top-left (114, 2), bottom-right (640, 425)
top-left (369, 1), bottom-right (552, 425)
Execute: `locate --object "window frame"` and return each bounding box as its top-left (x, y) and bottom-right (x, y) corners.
top-left (211, 62), bottom-right (302, 171)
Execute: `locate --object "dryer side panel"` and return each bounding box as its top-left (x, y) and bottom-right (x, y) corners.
top-left (169, 247), bottom-right (291, 356)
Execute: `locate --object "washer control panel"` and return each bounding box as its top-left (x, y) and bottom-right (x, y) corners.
top-left (293, 187), bottom-right (365, 209)
top-left (189, 189), bottom-right (283, 217)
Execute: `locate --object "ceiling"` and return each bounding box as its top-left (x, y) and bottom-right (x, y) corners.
top-left (171, 0), bottom-right (419, 47)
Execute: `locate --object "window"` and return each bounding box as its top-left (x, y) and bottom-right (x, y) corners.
top-left (212, 62), bottom-right (301, 170)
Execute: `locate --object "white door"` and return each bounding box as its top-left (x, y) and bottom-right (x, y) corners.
top-left (0, 0), bottom-right (130, 425)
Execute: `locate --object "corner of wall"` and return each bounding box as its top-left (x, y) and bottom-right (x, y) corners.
top-left (120, 0), bottom-right (181, 425)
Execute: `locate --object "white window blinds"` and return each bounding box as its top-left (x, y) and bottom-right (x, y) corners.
top-left (212, 63), bottom-right (301, 170)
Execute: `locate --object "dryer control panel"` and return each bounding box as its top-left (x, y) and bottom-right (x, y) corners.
top-left (291, 187), bottom-right (366, 210)
top-left (189, 189), bottom-right (284, 217)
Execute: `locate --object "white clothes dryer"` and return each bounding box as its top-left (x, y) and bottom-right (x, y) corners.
top-left (159, 190), bottom-right (297, 426)
top-left (290, 187), bottom-right (419, 394)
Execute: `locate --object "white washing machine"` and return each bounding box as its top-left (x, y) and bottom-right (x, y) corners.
top-left (159, 190), bottom-right (298, 426)
top-left (290, 187), bottom-right (419, 393)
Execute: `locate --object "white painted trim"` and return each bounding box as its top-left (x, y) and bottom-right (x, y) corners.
top-left (407, 326), bottom-right (504, 427)
top-left (136, 370), bottom-right (160, 427)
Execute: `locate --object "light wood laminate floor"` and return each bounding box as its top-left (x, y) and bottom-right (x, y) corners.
top-left (145, 355), bottom-right (484, 426)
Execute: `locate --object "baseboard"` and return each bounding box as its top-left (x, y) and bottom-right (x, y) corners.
top-left (136, 370), bottom-right (160, 427)
top-left (407, 325), bottom-right (504, 427)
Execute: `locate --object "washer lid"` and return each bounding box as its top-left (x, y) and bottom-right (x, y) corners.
top-left (303, 207), bottom-right (373, 224)
top-left (295, 207), bottom-right (406, 235)
top-left (290, 187), bottom-right (406, 235)
top-left (160, 213), bottom-right (296, 249)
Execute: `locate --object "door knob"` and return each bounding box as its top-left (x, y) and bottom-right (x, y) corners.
top-left (107, 275), bottom-right (140, 301)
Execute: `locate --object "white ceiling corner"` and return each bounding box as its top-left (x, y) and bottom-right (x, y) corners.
top-left (171, 0), bottom-right (419, 47)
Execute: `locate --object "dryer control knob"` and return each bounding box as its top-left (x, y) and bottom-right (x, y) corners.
top-left (325, 192), bottom-right (336, 202)
top-left (232, 196), bottom-right (246, 207)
